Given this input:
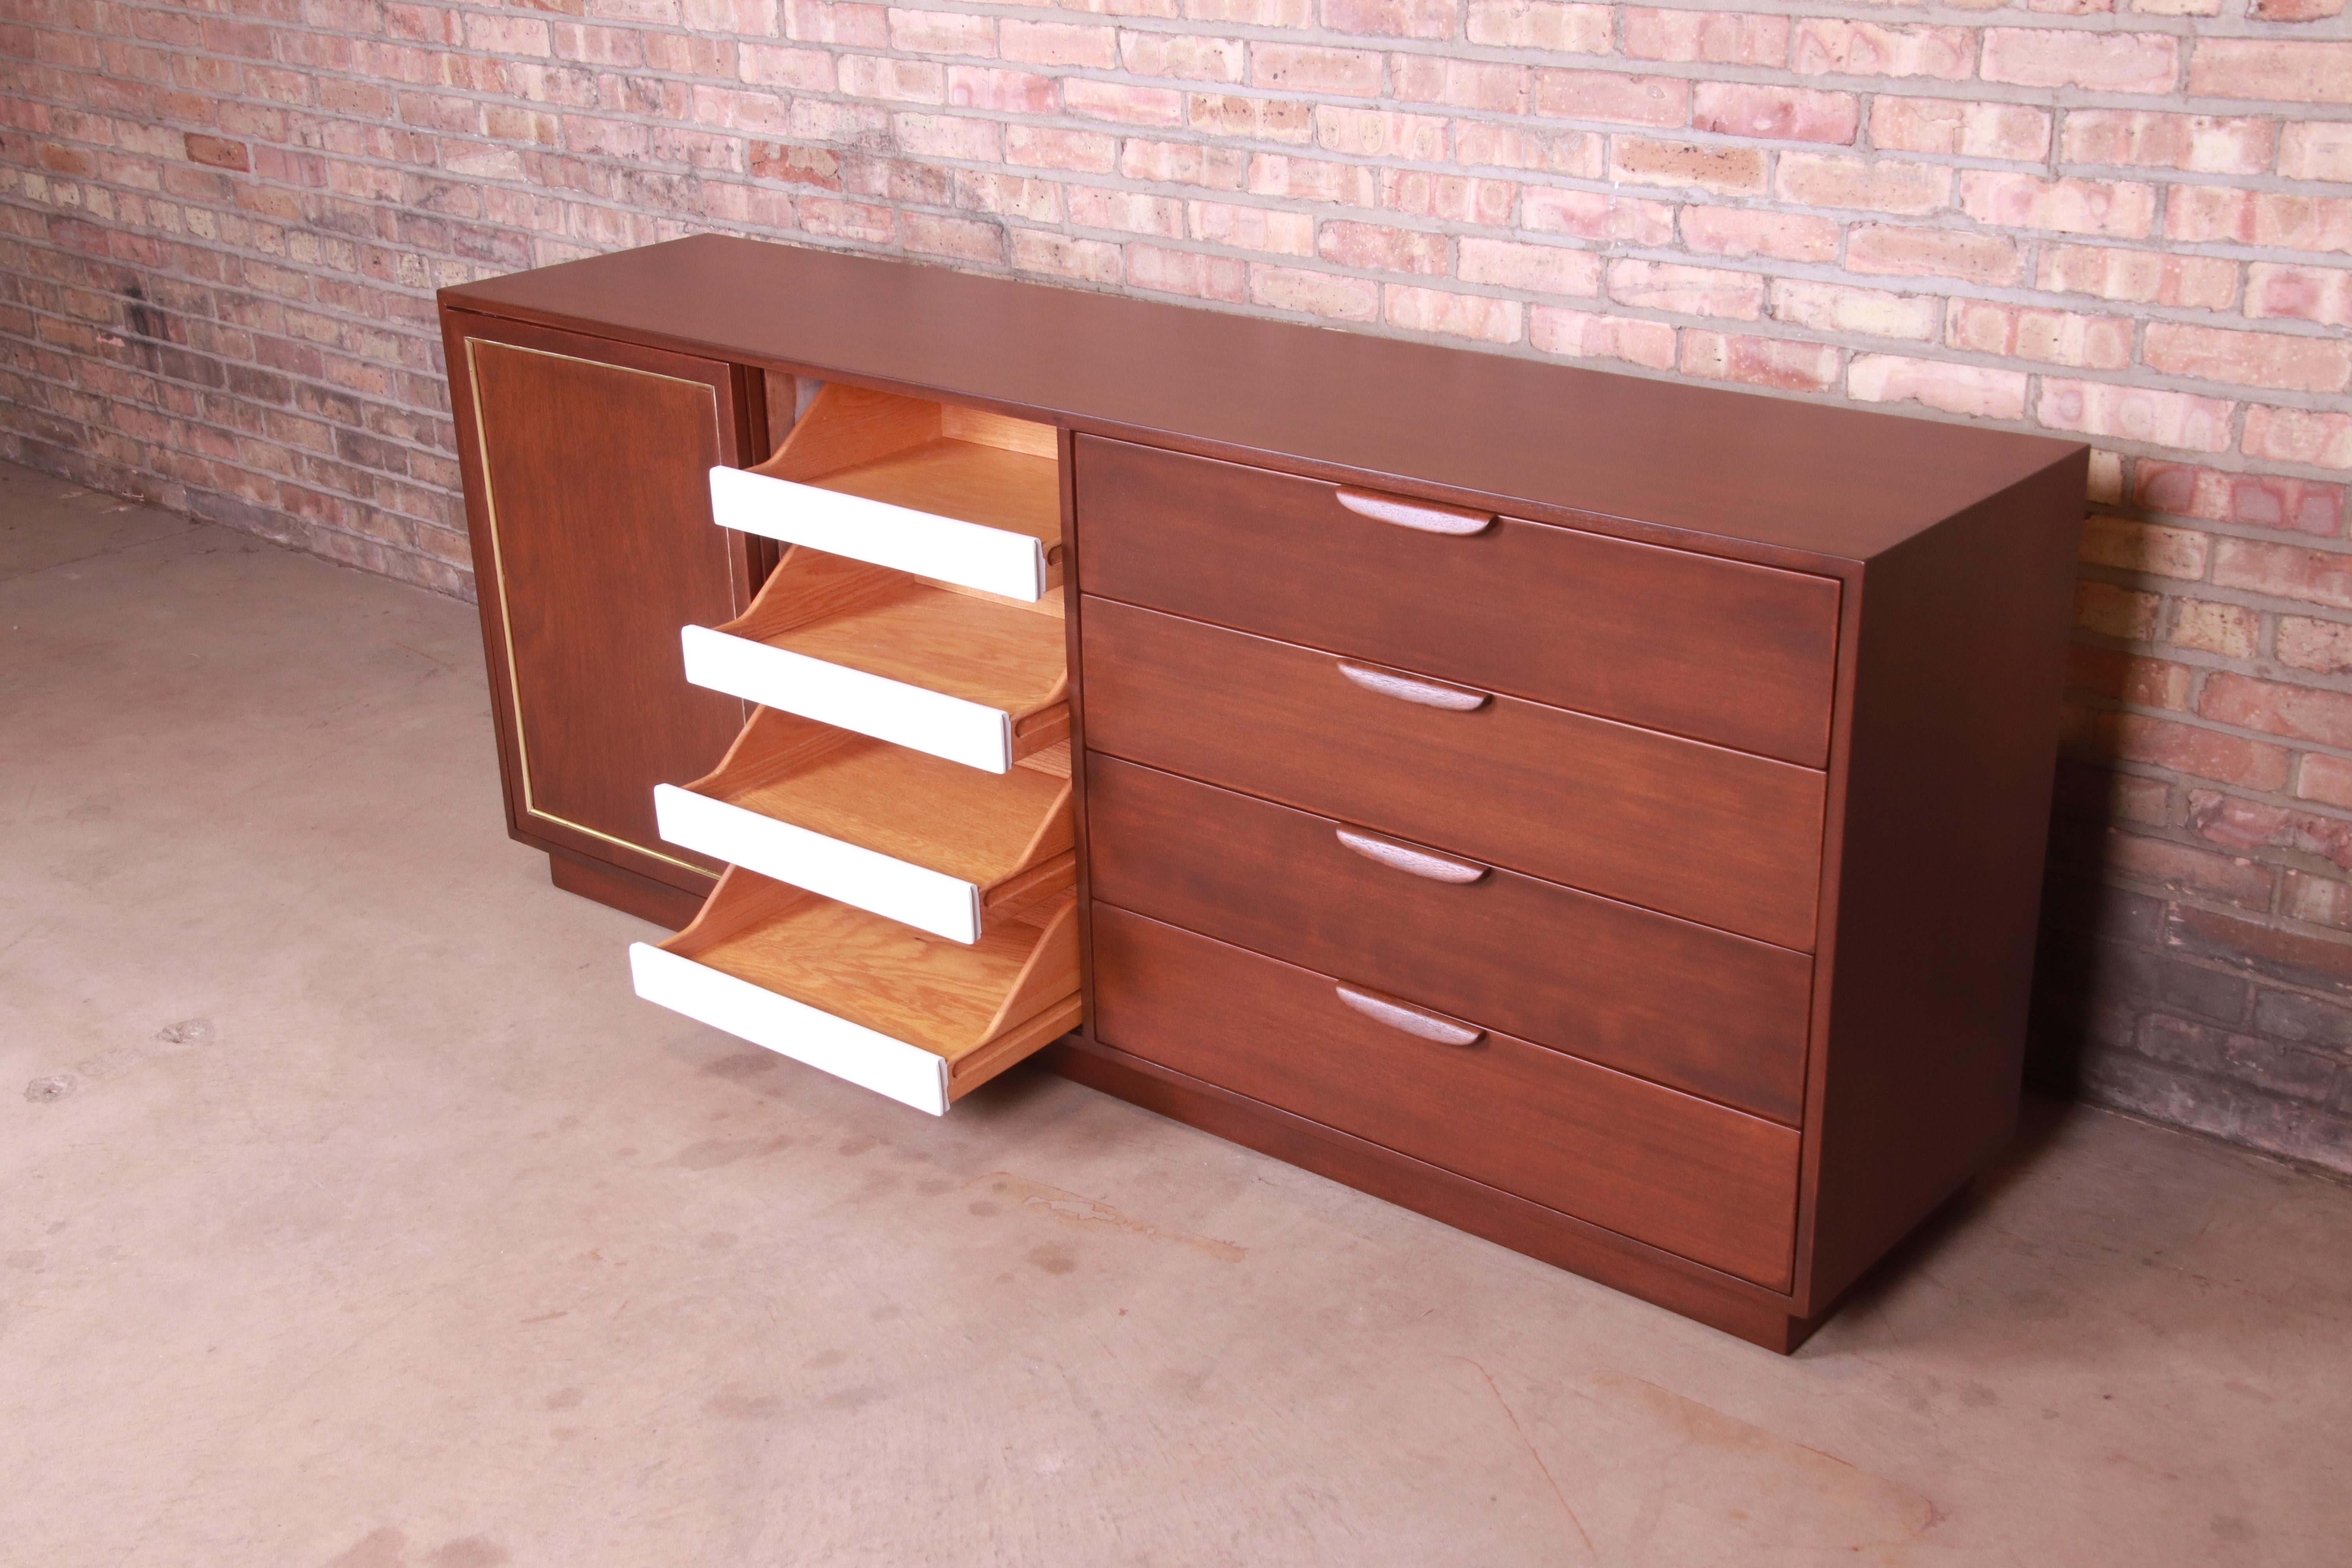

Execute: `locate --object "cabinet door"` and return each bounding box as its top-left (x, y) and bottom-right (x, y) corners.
top-left (445, 310), bottom-right (765, 894)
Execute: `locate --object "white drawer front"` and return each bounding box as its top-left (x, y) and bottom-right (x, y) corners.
top-left (630, 942), bottom-right (951, 1115)
top-left (653, 784), bottom-right (984, 944)
top-left (680, 624), bottom-right (1013, 773)
top-left (710, 465), bottom-right (1047, 601)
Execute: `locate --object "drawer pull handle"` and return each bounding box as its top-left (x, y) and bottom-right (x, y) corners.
top-left (1335, 826), bottom-right (1489, 885)
top-left (1335, 985), bottom-right (1486, 1048)
top-left (1336, 486), bottom-right (1495, 537)
top-left (1337, 661), bottom-right (1491, 712)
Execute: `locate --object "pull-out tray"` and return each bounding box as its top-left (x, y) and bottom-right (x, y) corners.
top-left (682, 548), bottom-right (1070, 773)
top-left (631, 867), bottom-right (1082, 1115)
top-left (710, 384), bottom-right (1061, 601)
top-left (654, 709), bottom-right (1074, 943)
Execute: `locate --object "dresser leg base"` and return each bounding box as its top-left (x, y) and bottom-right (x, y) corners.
top-left (546, 849), bottom-right (710, 930)
top-left (1043, 1037), bottom-right (1824, 1354)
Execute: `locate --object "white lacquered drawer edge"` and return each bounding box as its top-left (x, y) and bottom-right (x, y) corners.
top-left (653, 784), bottom-right (984, 945)
top-left (710, 465), bottom-right (1046, 602)
top-left (680, 624), bottom-right (1013, 773)
top-left (630, 942), bottom-right (951, 1116)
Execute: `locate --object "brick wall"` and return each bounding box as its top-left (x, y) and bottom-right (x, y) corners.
top-left (5, 1), bottom-right (2350, 1171)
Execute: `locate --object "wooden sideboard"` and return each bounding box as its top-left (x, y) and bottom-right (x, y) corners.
top-left (441, 236), bottom-right (2085, 1351)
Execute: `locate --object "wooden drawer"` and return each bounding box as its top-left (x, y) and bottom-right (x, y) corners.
top-left (654, 708), bottom-right (1073, 944)
top-left (682, 546), bottom-right (1069, 774)
top-left (1074, 436), bottom-right (1840, 767)
top-left (631, 867), bottom-right (1081, 1115)
top-left (1091, 906), bottom-right (1801, 1289)
top-left (1085, 755), bottom-right (1811, 1123)
top-left (712, 385), bottom-right (1062, 601)
top-left (1080, 597), bottom-right (1826, 950)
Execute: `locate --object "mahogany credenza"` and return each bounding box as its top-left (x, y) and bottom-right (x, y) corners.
top-left (440, 235), bottom-right (2084, 1351)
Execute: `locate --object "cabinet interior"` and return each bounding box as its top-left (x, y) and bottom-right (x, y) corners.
top-left (754, 383), bottom-right (1062, 555)
top-left (662, 866), bottom-right (1082, 1071)
top-left (685, 708), bottom-right (1075, 897)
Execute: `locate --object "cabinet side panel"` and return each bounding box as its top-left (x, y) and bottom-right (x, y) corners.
top-left (450, 314), bottom-right (754, 889)
top-left (1802, 453), bottom-right (2087, 1309)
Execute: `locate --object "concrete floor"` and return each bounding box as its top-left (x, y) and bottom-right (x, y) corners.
top-left (3, 457), bottom-right (2349, 1568)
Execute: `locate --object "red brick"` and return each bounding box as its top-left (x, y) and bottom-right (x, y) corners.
top-left (2038, 380), bottom-right (2235, 453)
top-left (1249, 262), bottom-right (1380, 321)
top-left (2061, 111), bottom-right (2274, 175)
top-left (2243, 407), bottom-right (2352, 470)
top-left (1452, 122), bottom-right (1604, 178)
top-left (1520, 186), bottom-right (1675, 244)
top-left (183, 132), bottom-right (249, 171)
top-left (1870, 97), bottom-right (2049, 161)
top-left (2301, 755), bottom-right (2352, 810)
top-left (1466, 0), bottom-right (1612, 52)
top-left (2038, 244), bottom-right (2238, 310)
top-left (1067, 186), bottom-right (1183, 236)
top-left (2103, 831), bottom-right (2275, 910)
top-left (2252, 0), bottom-right (2347, 18)
top-left (1790, 20), bottom-right (1975, 80)
top-left (2081, 514), bottom-right (2212, 579)
top-left (1775, 152), bottom-right (1949, 215)
top-left (1390, 56), bottom-right (1530, 114)
top-left (2214, 537), bottom-right (2352, 610)
top-left (1247, 152), bottom-right (1377, 205)
top-left (1847, 224), bottom-right (2020, 285)
top-left (1381, 169), bottom-right (1516, 224)
top-left (1608, 258), bottom-right (1765, 319)
top-left (1187, 94), bottom-right (1313, 143)
top-left (2204, 671), bottom-right (2352, 748)
top-left (2191, 41), bottom-right (2352, 105)
top-left (1125, 138), bottom-right (1247, 188)
top-left (1325, 0), bottom-right (1461, 40)
top-left (2170, 600), bottom-right (2261, 659)
top-left (1608, 137), bottom-right (1766, 194)
top-left (1385, 284), bottom-right (1521, 343)
top-left (1315, 106), bottom-right (1447, 162)
top-left (1947, 298), bottom-right (2132, 370)
top-left (2146, 322), bottom-right (2352, 395)
top-left (2187, 794), bottom-right (2352, 873)
top-left (2102, 713), bottom-right (2293, 793)
top-left (886, 9), bottom-right (996, 55)
top-left (1532, 70), bottom-right (1691, 129)
top-left (748, 142), bottom-right (842, 190)
top-left (1691, 82), bottom-right (1857, 145)
top-left (1960, 172), bottom-right (2156, 239)
top-left (2278, 617), bottom-right (2352, 675)
top-left (1001, 19), bottom-right (1118, 67)
top-left (1456, 236), bottom-right (1602, 298)
top-left (944, 65), bottom-right (1049, 113)
top-left (1127, 243), bottom-right (1247, 302)
top-left (1014, 231), bottom-right (1123, 287)
top-left (1006, 125), bottom-right (1117, 174)
top-left (2067, 645), bottom-right (2195, 709)
top-left (2247, 264), bottom-right (2352, 330)
top-left (2134, 464), bottom-right (2345, 539)
top-left (1033, 80), bottom-right (1166, 128)
top-left (1622, 9), bottom-right (1788, 67)
top-left (1188, 200), bottom-right (1314, 255)
top-left (2281, 122), bottom-right (2352, 183)
top-left (1847, 354), bottom-right (2029, 420)
top-left (1529, 305), bottom-right (1679, 370)
top-left (1981, 29), bottom-right (2179, 94)
top-left (1681, 330), bottom-right (1841, 392)
top-left (1318, 219), bottom-right (1449, 275)
top-left (1122, 33), bottom-right (1245, 83)
top-left (2169, 187), bottom-right (2352, 256)
top-left (1678, 206), bottom-right (1839, 263)
top-left (1769, 280), bottom-right (1940, 341)
top-left (1251, 44), bottom-right (1382, 97)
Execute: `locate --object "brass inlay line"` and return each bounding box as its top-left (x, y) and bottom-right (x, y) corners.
top-left (466, 336), bottom-right (725, 880)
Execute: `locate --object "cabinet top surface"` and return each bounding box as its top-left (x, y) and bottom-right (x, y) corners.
top-left (442, 234), bottom-right (2082, 562)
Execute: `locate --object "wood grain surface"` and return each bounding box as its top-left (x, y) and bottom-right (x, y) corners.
top-left (443, 235), bottom-right (2082, 564)
top-left (1089, 905), bottom-right (1801, 1289)
top-left (447, 314), bottom-right (757, 889)
top-left (691, 708), bottom-right (1072, 886)
top-left (667, 867), bottom-right (1076, 1061)
top-left (1085, 756), bottom-right (1813, 1122)
top-left (1077, 436), bottom-right (1841, 766)
top-left (1080, 597), bottom-right (1828, 950)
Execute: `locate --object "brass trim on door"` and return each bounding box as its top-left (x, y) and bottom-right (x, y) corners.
top-left (464, 335), bottom-right (728, 878)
